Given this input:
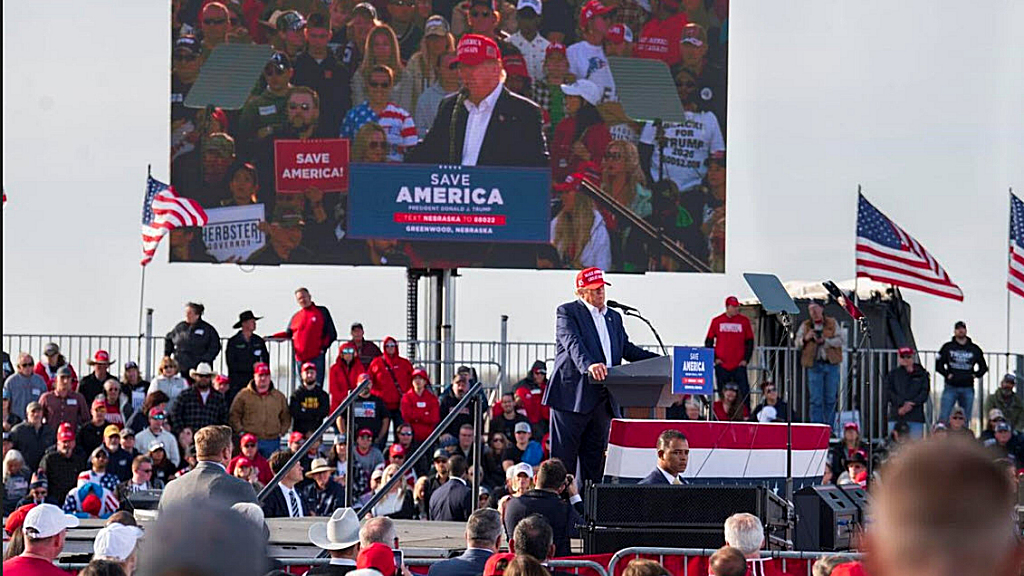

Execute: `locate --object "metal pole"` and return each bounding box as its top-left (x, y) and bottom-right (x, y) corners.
top-left (434, 271), bottom-right (444, 385)
top-left (345, 389), bottom-right (356, 507)
top-left (443, 269), bottom-right (456, 386)
top-left (499, 315), bottom-right (509, 395)
top-left (407, 270), bottom-right (420, 362)
top-left (144, 309), bottom-right (154, 381)
top-left (472, 393), bottom-right (483, 511)
top-left (258, 378), bottom-right (370, 502)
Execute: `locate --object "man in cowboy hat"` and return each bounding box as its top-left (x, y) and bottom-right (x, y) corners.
top-left (79, 350), bottom-right (116, 406)
top-left (303, 457), bottom-right (346, 516)
top-left (308, 508), bottom-right (362, 575)
top-left (170, 362), bottom-right (229, 433)
top-left (226, 310), bottom-right (270, 405)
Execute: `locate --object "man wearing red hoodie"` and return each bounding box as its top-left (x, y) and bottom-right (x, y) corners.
top-left (270, 287), bottom-right (338, 387)
top-left (328, 344), bottom-right (367, 412)
top-left (368, 337), bottom-right (413, 424)
top-left (401, 369), bottom-right (440, 443)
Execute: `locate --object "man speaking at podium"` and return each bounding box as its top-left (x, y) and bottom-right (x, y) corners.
top-left (544, 268), bottom-right (659, 488)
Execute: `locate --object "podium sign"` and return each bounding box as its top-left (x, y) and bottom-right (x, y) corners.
top-left (671, 347), bottom-right (714, 395)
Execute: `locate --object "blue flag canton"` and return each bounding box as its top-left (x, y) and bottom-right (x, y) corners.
top-left (1011, 194), bottom-right (1024, 249)
top-left (142, 176), bottom-right (169, 226)
top-left (857, 194), bottom-right (901, 249)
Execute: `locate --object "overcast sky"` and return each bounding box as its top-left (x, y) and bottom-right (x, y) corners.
top-left (3, 1), bottom-right (1023, 367)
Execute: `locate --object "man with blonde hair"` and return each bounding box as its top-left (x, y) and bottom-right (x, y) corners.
top-left (864, 437), bottom-right (1024, 576)
top-left (159, 425), bottom-right (257, 510)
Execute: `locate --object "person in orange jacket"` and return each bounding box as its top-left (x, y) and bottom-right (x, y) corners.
top-left (368, 337), bottom-right (413, 422)
top-left (401, 369), bottom-right (440, 443)
top-left (328, 343), bottom-right (367, 412)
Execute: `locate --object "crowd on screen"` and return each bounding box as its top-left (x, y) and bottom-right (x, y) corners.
top-left (167, 0), bottom-right (727, 271)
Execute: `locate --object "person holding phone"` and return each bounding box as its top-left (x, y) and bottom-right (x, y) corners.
top-left (502, 459), bottom-right (583, 557)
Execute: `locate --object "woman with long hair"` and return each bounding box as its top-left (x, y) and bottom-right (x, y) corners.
top-left (406, 17), bottom-right (455, 107)
top-left (352, 25), bottom-right (414, 111)
top-left (550, 175), bottom-right (611, 270)
top-left (3, 450), bottom-right (31, 511)
top-left (550, 79), bottom-right (611, 182)
top-left (371, 463), bottom-right (416, 519)
top-left (148, 357), bottom-right (189, 413)
top-left (126, 391), bottom-right (170, 434)
top-left (600, 140), bottom-right (652, 271)
top-left (352, 122), bottom-right (389, 162)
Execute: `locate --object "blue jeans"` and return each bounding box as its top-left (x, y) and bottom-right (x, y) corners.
top-left (257, 438), bottom-right (281, 458)
top-left (294, 353), bottom-right (326, 387)
top-left (807, 362), bottom-right (840, 430)
top-left (939, 386), bottom-right (974, 423)
top-left (887, 420), bottom-right (926, 439)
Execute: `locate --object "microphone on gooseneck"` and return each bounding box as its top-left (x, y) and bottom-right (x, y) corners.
top-left (606, 300), bottom-right (638, 313)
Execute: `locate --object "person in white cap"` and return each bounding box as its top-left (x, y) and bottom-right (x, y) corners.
top-left (507, 0), bottom-right (549, 81)
top-left (307, 507), bottom-right (362, 575)
top-left (93, 522), bottom-right (144, 575)
top-left (550, 78), bottom-right (609, 181)
top-left (2, 503), bottom-right (80, 575)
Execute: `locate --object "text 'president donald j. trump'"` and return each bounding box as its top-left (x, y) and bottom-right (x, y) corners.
top-left (543, 268), bottom-right (659, 488)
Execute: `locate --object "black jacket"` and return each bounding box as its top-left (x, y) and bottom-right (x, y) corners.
top-left (503, 489), bottom-right (583, 557)
top-left (40, 447), bottom-right (88, 506)
top-left (262, 484), bottom-right (316, 518)
top-left (637, 468), bottom-right (687, 485)
top-left (936, 336), bottom-right (988, 388)
top-left (428, 476), bottom-right (472, 521)
top-left (407, 86), bottom-right (549, 167)
top-left (225, 331), bottom-right (270, 392)
top-left (9, 422), bottom-right (56, 471)
top-left (164, 319), bottom-right (221, 376)
top-left (884, 364), bottom-right (931, 423)
top-left (289, 385), bottom-right (331, 435)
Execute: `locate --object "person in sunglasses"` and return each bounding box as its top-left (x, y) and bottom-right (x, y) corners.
top-left (238, 52), bottom-right (295, 155)
top-left (3, 353), bottom-right (47, 420)
top-left (340, 65), bottom-right (417, 162)
top-left (199, 2), bottom-right (232, 58)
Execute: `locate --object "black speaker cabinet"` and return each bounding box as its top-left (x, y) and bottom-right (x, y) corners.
top-left (793, 485), bottom-right (857, 551)
top-left (837, 484), bottom-right (869, 524)
top-left (584, 526), bottom-right (726, 553)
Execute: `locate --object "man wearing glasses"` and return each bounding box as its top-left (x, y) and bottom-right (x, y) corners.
top-left (4, 353), bottom-right (48, 420)
top-left (115, 456), bottom-right (164, 512)
top-left (340, 65), bottom-right (417, 162)
top-left (238, 52), bottom-right (294, 155)
top-left (199, 2), bottom-right (232, 58)
top-left (882, 347), bottom-right (930, 439)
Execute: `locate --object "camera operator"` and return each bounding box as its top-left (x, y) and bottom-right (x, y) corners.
top-left (795, 300), bottom-right (844, 431)
top-left (502, 459), bottom-right (583, 557)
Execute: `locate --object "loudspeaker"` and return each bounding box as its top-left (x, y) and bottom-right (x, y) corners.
top-left (793, 485), bottom-right (857, 551)
top-left (583, 484), bottom-right (792, 554)
top-left (837, 484), bottom-right (870, 524)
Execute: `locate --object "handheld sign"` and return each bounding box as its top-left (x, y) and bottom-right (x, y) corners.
top-left (274, 139), bottom-right (350, 193)
top-left (671, 346), bottom-right (714, 395)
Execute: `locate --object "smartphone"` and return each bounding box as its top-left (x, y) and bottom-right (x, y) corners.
top-left (393, 549), bottom-right (404, 571)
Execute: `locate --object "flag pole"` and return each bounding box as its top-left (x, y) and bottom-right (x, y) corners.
top-left (1008, 187), bottom-right (1014, 362)
top-left (138, 165), bottom-right (151, 336)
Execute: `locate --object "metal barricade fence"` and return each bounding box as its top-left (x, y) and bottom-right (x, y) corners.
top-left (606, 546), bottom-right (862, 576)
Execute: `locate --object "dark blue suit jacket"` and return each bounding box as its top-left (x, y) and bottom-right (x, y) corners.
top-left (426, 548), bottom-right (493, 576)
top-left (543, 300), bottom-right (658, 414)
top-left (428, 477), bottom-right (473, 522)
top-left (637, 469), bottom-right (687, 485)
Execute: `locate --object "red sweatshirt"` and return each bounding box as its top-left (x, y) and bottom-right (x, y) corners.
top-left (367, 337), bottom-right (413, 410)
top-left (272, 303), bottom-right (337, 362)
top-left (328, 356), bottom-right (367, 412)
top-left (400, 388), bottom-right (440, 442)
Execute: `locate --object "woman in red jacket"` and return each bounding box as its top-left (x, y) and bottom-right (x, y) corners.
top-left (368, 337), bottom-right (413, 421)
top-left (328, 344), bottom-right (367, 412)
top-left (549, 79), bottom-right (611, 183)
top-left (400, 369), bottom-right (440, 443)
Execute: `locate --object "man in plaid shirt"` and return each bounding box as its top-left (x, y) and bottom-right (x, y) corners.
top-left (170, 363), bottom-right (228, 433)
top-left (531, 42), bottom-right (572, 140)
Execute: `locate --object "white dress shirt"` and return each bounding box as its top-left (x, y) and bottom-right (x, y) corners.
top-left (280, 484), bottom-right (304, 517)
top-left (580, 299), bottom-right (612, 365)
top-left (461, 81), bottom-right (505, 166)
top-left (329, 558), bottom-right (357, 567)
top-left (658, 466), bottom-right (685, 485)
top-left (508, 32), bottom-right (551, 82)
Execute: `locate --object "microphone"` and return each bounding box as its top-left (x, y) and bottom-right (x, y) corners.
top-left (606, 300), bottom-right (638, 313)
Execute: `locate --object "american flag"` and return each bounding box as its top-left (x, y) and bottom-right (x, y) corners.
top-left (1010, 192), bottom-right (1024, 299)
top-left (856, 193), bottom-right (963, 301)
top-left (141, 175), bottom-right (207, 266)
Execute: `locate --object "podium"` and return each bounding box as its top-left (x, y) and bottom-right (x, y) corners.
top-left (604, 356), bottom-right (677, 408)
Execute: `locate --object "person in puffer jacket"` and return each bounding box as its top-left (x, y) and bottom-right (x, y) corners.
top-left (936, 320), bottom-right (988, 423)
top-left (368, 337), bottom-right (413, 422)
top-left (164, 302), bottom-right (221, 381)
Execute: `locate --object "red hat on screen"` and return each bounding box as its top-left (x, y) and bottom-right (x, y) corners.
top-left (289, 431), bottom-right (305, 444)
top-left (576, 267), bottom-right (610, 290)
top-left (5, 503), bottom-right (37, 535)
top-left (58, 423), bottom-right (75, 442)
top-left (545, 42), bottom-right (567, 57)
top-left (484, 553), bottom-right (516, 576)
top-left (606, 23), bottom-right (633, 44)
top-left (579, 0), bottom-right (614, 29)
top-left (254, 362), bottom-right (271, 375)
top-left (725, 296), bottom-right (740, 307)
top-left (452, 34), bottom-right (501, 67)
top-left (81, 494), bottom-right (102, 517)
top-left (503, 54), bottom-right (530, 78)
top-left (553, 172), bottom-right (583, 193)
top-left (357, 542), bottom-right (397, 576)
top-left (301, 361), bottom-right (317, 372)
top-left (389, 444), bottom-right (406, 458)
top-left (241, 433), bottom-right (258, 446)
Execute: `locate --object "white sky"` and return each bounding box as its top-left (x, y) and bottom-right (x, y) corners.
top-left (3, 1), bottom-right (1023, 365)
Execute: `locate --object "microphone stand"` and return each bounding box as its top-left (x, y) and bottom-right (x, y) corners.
top-left (621, 308), bottom-right (668, 356)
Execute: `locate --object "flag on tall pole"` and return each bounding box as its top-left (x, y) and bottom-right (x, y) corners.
top-left (1009, 191), bottom-right (1024, 299)
top-left (141, 175), bottom-right (208, 266)
top-left (855, 193), bottom-right (964, 301)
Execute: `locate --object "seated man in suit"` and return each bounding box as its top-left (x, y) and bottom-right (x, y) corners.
top-left (262, 449), bottom-right (315, 518)
top-left (429, 454), bottom-right (473, 522)
top-left (544, 267), bottom-right (659, 488)
top-left (427, 508), bottom-right (503, 576)
top-left (503, 458), bottom-right (583, 557)
top-left (638, 429), bottom-right (689, 485)
top-left (158, 425), bottom-right (257, 511)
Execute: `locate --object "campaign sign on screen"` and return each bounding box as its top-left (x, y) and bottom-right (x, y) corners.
top-left (347, 163), bottom-right (551, 243)
top-left (672, 346), bottom-right (714, 395)
top-left (201, 204), bottom-right (266, 262)
top-left (274, 139), bottom-right (350, 193)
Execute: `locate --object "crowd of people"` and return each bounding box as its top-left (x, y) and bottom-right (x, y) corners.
top-left (167, 0), bottom-right (728, 271)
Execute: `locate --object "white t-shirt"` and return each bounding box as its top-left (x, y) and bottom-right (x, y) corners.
top-left (639, 110), bottom-right (724, 192)
top-left (566, 41), bottom-right (616, 102)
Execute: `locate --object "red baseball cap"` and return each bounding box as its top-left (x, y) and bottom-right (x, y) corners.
top-left (484, 553), bottom-right (516, 576)
top-left (843, 422), bottom-right (860, 431)
top-left (58, 422), bottom-right (75, 442)
top-left (725, 296), bottom-right (740, 307)
top-left (357, 428), bottom-right (374, 438)
top-left (5, 503), bottom-right (37, 535)
top-left (389, 444), bottom-right (406, 458)
top-left (254, 362), bottom-right (271, 375)
top-left (579, 0), bottom-right (613, 29)
top-left (576, 266), bottom-right (610, 290)
top-left (452, 34), bottom-right (501, 67)
top-left (289, 431), bottom-right (305, 444)
top-left (81, 493), bottom-right (103, 517)
top-left (357, 542), bottom-right (396, 576)
top-left (412, 368), bottom-right (431, 384)
top-left (91, 398), bottom-right (107, 411)
top-left (503, 54), bottom-right (529, 78)
top-left (553, 172), bottom-right (583, 193)
top-left (545, 42), bottom-right (567, 57)
top-left (235, 457), bottom-right (254, 468)
top-left (606, 23), bottom-right (633, 44)
top-left (148, 407), bottom-right (166, 419)
top-left (214, 374), bottom-right (229, 385)
top-left (898, 346), bottom-right (915, 356)
top-left (301, 361), bottom-right (317, 372)
top-left (240, 433), bottom-right (258, 446)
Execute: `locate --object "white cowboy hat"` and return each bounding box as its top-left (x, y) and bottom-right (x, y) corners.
top-left (308, 507), bottom-right (360, 550)
top-left (190, 362), bottom-right (215, 378)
